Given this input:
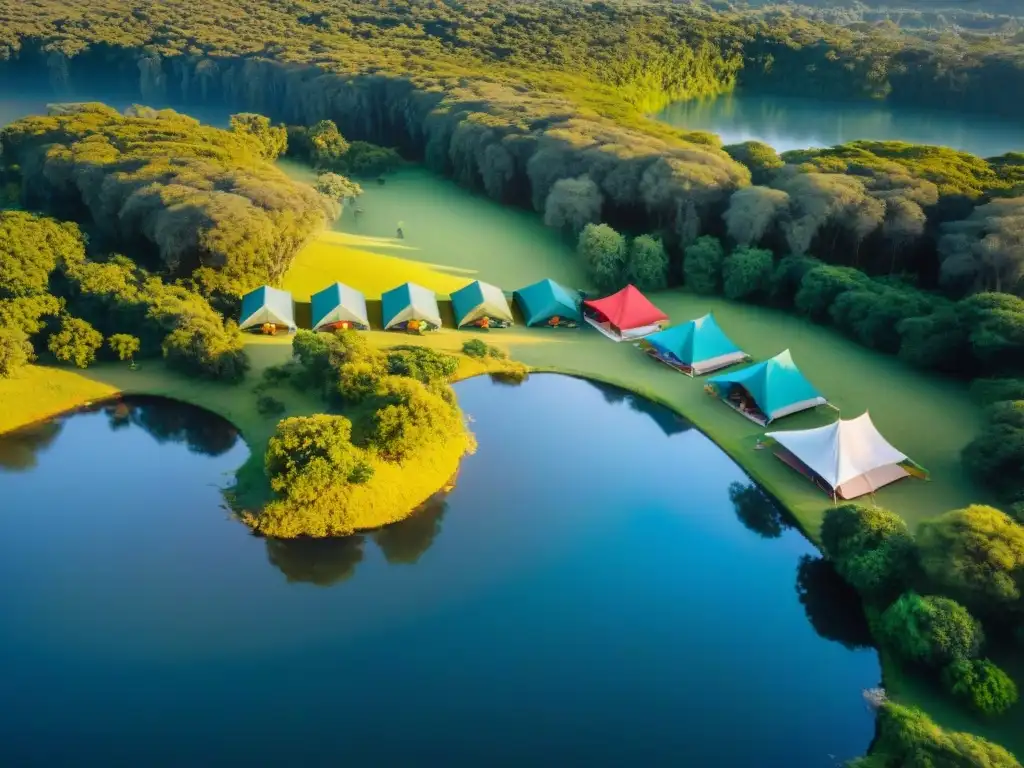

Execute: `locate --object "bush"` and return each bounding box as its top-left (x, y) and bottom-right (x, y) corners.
top-left (266, 415), bottom-right (372, 500)
top-left (943, 659), bottom-right (1019, 717)
top-left (971, 378), bottom-right (1024, 405)
top-left (830, 286), bottom-right (938, 354)
top-left (337, 359), bottom-right (386, 404)
top-left (292, 329), bottom-right (342, 389)
top-left (898, 303), bottom-right (973, 374)
top-left (962, 401), bottom-right (1024, 503)
top-left (722, 141), bottom-right (784, 184)
top-left (794, 265), bottom-right (871, 323)
top-left (578, 223), bottom-right (627, 291)
top-left (462, 339), bottom-right (488, 358)
top-left (107, 333), bottom-right (140, 364)
top-left (387, 346), bottom-right (458, 383)
top-left (722, 246), bottom-right (773, 301)
top-left (880, 592), bottom-right (984, 668)
top-left (161, 317), bottom-right (250, 383)
top-left (683, 236), bottom-right (726, 295)
top-left (626, 234), bottom-right (669, 291)
top-left (917, 504), bottom-right (1024, 616)
top-left (819, 503), bottom-right (916, 600)
top-left (47, 315), bottom-right (103, 369)
top-left (256, 395), bottom-right (286, 416)
top-left (370, 376), bottom-right (464, 461)
top-left (769, 255), bottom-right (820, 308)
top-left (262, 364), bottom-right (293, 386)
top-left (0, 327), bottom-right (34, 378)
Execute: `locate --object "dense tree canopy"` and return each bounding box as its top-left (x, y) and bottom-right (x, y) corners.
top-left (880, 592), bottom-right (985, 668)
top-left (820, 503), bottom-right (916, 600)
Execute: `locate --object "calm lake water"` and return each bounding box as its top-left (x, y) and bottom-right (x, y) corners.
top-left (0, 376), bottom-right (879, 766)
top-left (657, 91), bottom-right (1024, 157)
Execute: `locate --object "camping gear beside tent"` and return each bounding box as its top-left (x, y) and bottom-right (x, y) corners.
top-left (766, 412), bottom-right (928, 499)
top-left (513, 279), bottom-right (581, 327)
top-left (381, 282), bottom-right (443, 331)
top-left (640, 313), bottom-right (749, 376)
top-left (582, 285), bottom-right (668, 341)
top-left (239, 286), bottom-right (296, 332)
top-left (706, 349), bottom-right (826, 425)
top-left (310, 282), bottom-right (369, 331)
top-left (451, 280), bottom-right (515, 328)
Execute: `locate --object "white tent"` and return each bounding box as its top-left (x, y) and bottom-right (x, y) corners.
top-left (766, 412), bottom-right (918, 500)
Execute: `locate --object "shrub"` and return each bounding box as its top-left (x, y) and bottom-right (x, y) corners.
top-left (265, 415), bottom-right (372, 500)
top-left (880, 592), bottom-right (984, 668)
top-left (262, 364), bottom-right (293, 385)
top-left (107, 333), bottom-right (140, 364)
top-left (916, 504), bottom-right (1024, 616)
top-left (578, 223), bottom-right (627, 291)
top-left (292, 329), bottom-right (342, 389)
top-left (370, 376), bottom-right (464, 461)
top-left (487, 345), bottom-right (507, 359)
top-left (722, 141), bottom-right (784, 184)
top-left (544, 175), bottom-right (602, 235)
top-left (0, 327), bottom-right (34, 378)
top-left (722, 246), bottom-right (773, 301)
top-left (769, 255), bottom-right (820, 308)
top-left (337, 359), bottom-right (386, 404)
top-left (971, 378), bottom-right (1024, 405)
top-left (943, 659), bottom-right (1019, 717)
top-left (48, 315), bottom-right (103, 369)
top-left (794, 265), bottom-right (871, 323)
top-left (386, 346), bottom-right (458, 383)
top-left (898, 303), bottom-right (973, 374)
top-left (626, 234), bottom-right (669, 291)
top-left (161, 317), bottom-right (249, 383)
top-left (256, 395), bottom-right (286, 416)
top-left (962, 401), bottom-right (1024, 502)
top-left (830, 286), bottom-right (938, 354)
top-left (683, 235), bottom-right (726, 295)
top-left (819, 503), bottom-right (916, 600)
top-left (462, 339), bottom-right (488, 358)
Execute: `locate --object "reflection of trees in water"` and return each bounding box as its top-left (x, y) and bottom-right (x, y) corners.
top-left (105, 397), bottom-right (238, 456)
top-left (728, 481), bottom-right (790, 539)
top-left (488, 372), bottom-right (528, 387)
top-left (0, 420), bottom-right (64, 472)
top-left (796, 555), bottom-right (874, 651)
top-left (583, 379), bottom-right (692, 436)
top-left (372, 493), bottom-right (449, 564)
top-left (266, 535), bottom-right (366, 586)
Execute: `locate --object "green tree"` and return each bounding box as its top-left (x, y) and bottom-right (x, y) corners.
top-left (315, 172), bottom-right (363, 202)
top-left (794, 265), bottom-right (871, 323)
top-left (943, 659), bottom-right (1019, 717)
top-left (917, 504), bottom-right (1024, 616)
top-left (161, 316), bottom-right (250, 383)
top-left (578, 223), bottom-right (627, 291)
top-left (963, 401), bottom-right (1024, 501)
top-left (343, 141), bottom-right (401, 176)
top-left (266, 414), bottom-right (373, 501)
top-left (337, 359), bottom-right (386, 404)
top-left (47, 315), bottom-right (103, 369)
top-left (0, 327), bottom-right (34, 378)
top-left (769, 255), bottom-right (821, 308)
top-left (544, 175), bottom-right (602, 235)
top-left (723, 141), bottom-right (784, 184)
top-left (683, 235), bottom-right (725, 295)
top-left (880, 592), bottom-right (984, 668)
top-left (723, 186), bottom-right (789, 246)
top-left (723, 246), bottom-right (774, 301)
top-left (898, 302), bottom-right (973, 374)
top-left (626, 234), bottom-right (669, 291)
top-left (107, 333), bottom-right (140, 365)
top-left (820, 503), bottom-right (916, 599)
top-left (229, 113), bottom-right (287, 159)
top-left (308, 119), bottom-right (350, 168)
top-left (370, 376), bottom-right (463, 461)
top-left (0, 211), bottom-right (84, 299)
top-left (386, 346), bottom-right (458, 383)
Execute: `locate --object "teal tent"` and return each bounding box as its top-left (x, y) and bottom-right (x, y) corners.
top-left (706, 349), bottom-right (826, 425)
top-left (640, 313), bottom-right (748, 376)
top-left (239, 286), bottom-right (296, 331)
top-left (450, 280), bottom-right (515, 328)
top-left (381, 282), bottom-right (442, 330)
top-left (513, 279), bottom-right (581, 327)
top-left (310, 282), bottom-right (369, 331)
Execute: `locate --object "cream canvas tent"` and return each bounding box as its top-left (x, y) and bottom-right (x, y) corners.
top-left (239, 286), bottom-right (296, 332)
top-left (766, 412), bottom-right (927, 500)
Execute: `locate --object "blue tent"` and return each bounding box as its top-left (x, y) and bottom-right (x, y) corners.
top-left (641, 313), bottom-right (748, 376)
top-left (310, 282), bottom-right (369, 330)
top-left (381, 282), bottom-right (442, 330)
top-left (513, 279), bottom-right (581, 327)
top-left (706, 349), bottom-right (826, 424)
top-left (450, 280), bottom-right (514, 328)
top-left (239, 286), bottom-right (296, 331)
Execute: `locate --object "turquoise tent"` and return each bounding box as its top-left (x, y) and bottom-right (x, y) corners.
top-left (513, 279), bottom-right (581, 327)
top-left (381, 282), bottom-right (442, 330)
top-left (706, 349), bottom-right (827, 425)
top-left (310, 282), bottom-right (369, 331)
top-left (450, 280), bottom-right (515, 328)
top-left (239, 286), bottom-right (296, 331)
top-left (640, 313), bottom-right (748, 376)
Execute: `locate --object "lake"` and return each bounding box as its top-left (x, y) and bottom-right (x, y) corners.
top-left (657, 91), bottom-right (1024, 157)
top-left (0, 376), bottom-right (880, 766)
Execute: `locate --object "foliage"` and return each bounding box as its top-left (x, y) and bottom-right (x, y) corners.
top-left (626, 235), bottom-right (669, 291)
top-left (343, 141), bottom-right (401, 177)
top-left (723, 246), bottom-right (773, 301)
top-left (683, 236), bottom-right (725, 295)
top-left (336, 359), bottom-right (386, 404)
top-left (769, 255), bottom-right (821, 308)
top-left (316, 172), bottom-right (363, 203)
top-left (230, 113), bottom-right (287, 160)
top-left (917, 504), bottom-right (1024, 617)
top-left (963, 402), bottom-right (1024, 505)
top-left (897, 302), bottom-right (973, 374)
top-left (723, 186), bottom-right (790, 247)
top-left (544, 175), bottom-right (602, 236)
top-left (462, 339), bottom-right (488, 358)
top-left (0, 327), bottom-right (34, 378)
top-left (307, 120), bottom-right (351, 169)
top-left (578, 223), bottom-right (627, 292)
top-left (107, 334), bottom-right (140, 364)
top-left (943, 659), bottom-right (1019, 717)
top-left (939, 198), bottom-right (1024, 297)
top-left (879, 592), bottom-right (984, 668)
top-left (386, 346), bottom-right (458, 383)
top-left (794, 265), bottom-right (870, 323)
top-left (256, 394), bottom-right (286, 416)
top-left (160, 315), bottom-right (249, 383)
top-left (820, 503), bottom-right (916, 600)
top-left (829, 284), bottom-right (938, 354)
top-left (370, 376), bottom-right (464, 462)
top-left (722, 142), bottom-right (783, 185)
top-left (0, 211), bottom-right (83, 300)
top-left (47, 315), bottom-right (103, 369)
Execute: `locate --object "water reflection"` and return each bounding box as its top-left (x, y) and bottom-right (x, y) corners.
top-left (584, 379), bottom-right (692, 436)
top-left (266, 535), bottom-right (367, 586)
top-left (373, 493), bottom-right (449, 564)
top-left (103, 398), bottom-right (238, 456)
top-left (728, 481), bottom-right (791, 539)
top-left (0, 421), bottom-right (64, 472)
top-left (488, 371), bottom-right (529, 387)
top-left (796, 555), bottom-right (874, 651)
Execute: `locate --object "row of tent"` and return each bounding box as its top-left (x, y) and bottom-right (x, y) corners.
top-left (239, 278), bottom-right (586, 333)
top-left (581, 284), bottom-right (929, 502)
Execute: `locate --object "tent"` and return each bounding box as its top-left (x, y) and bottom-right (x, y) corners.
top-left (239, 286), bottom-right (296, 332)
top-left (766, 412), bottom-right (928, 499)
top-left (582, 284), bottom-right (668, 341)
top-left (513, 279), bottom-right (581, 327)
top-left (310, 282), bottom-right (369, 331)
top-left (706, 349), bottom-right (826, 425)
top-left (450, 280), bottom-right (515, 328)
top-left (640, 313), bottom-right (749, 376)
top-left (381, 282), bottom-right (443, 331)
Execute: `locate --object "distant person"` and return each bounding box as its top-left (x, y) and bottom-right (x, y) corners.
top-left (396, 220), bottom-right (405, 239)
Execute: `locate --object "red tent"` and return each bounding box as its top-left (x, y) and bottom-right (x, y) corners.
top-left (582, 285), bottom-right (668, 332)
